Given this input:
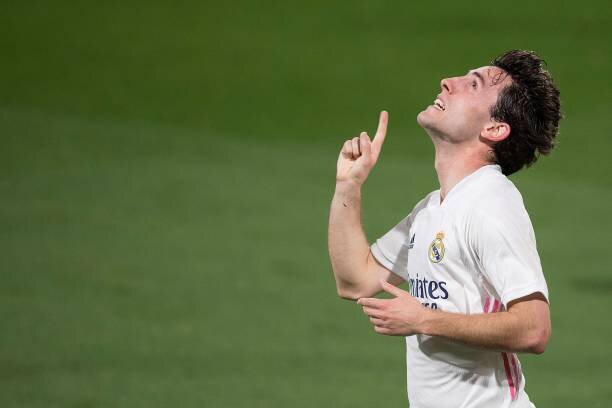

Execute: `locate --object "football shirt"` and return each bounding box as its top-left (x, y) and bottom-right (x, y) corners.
top-left (371, 164), bottom-right (547, 408)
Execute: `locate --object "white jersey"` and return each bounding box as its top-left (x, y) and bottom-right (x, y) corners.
top-left (371, 164), bottom-right (548, 408)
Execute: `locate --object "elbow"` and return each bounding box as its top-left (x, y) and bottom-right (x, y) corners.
top-left (335, 282), bottom-right (371, 301)
top-left (336, 286), bottom-right (362, 301)
top-left (525, 326), bottom-right (551, 355)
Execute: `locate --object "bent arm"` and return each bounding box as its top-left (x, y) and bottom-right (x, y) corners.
top-left (360, 285), bottom-right (550, 354)
top-left (328, 112), bottom-right (401, 300)
top-left (422, 293), bottom-right (551, 354)
top-left (328, 182), bottom-right (403, 300)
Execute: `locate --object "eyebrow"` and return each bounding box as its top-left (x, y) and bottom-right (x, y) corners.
top-left (469, 70), bottom-right (485, 87)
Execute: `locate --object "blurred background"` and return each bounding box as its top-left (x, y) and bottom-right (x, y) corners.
top-left (1, 1), bottom-right (611, 407)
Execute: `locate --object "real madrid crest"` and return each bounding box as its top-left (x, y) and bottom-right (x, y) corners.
top-left (428, 231), bottom-right (445, 263)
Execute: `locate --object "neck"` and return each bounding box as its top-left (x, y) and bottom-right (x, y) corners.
top-left (433, 140), bottom-right (491, 203)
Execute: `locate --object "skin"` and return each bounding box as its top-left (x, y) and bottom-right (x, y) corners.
top-left (328, 66), bottom-right (551, 354)
top-left (417, 66), bottom-right (513, 201)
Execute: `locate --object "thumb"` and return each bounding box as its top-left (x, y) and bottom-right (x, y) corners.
top-left (380, 279), bottom-right (406, 298)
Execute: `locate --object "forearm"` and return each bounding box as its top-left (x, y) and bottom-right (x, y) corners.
top-left (328, 182), bottom-right (371, 296)
top-left (328, 111), bottom-right (389, 299)
top-left (421, 309), bottom-right (547, 354)
top-left (359, 277), bottom-right (550, 354)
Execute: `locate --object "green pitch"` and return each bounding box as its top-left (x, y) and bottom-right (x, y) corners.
top-left (1, 1), bottom-right (611, 407)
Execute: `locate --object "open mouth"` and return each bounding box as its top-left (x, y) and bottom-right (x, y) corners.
top-left (433, 98), bottom-right (446, 111)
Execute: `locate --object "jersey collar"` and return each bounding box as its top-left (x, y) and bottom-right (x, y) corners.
top-left (434, 164), bottom-right (502, 208)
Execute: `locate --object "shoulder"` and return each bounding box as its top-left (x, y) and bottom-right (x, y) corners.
top-left (379, 190), bottom-right (439, 234)
top-left (407, 190), bottom-right (438, 220)
top-left (464, 168), bottom-right (527, 219)
top-left (416, 190), bottom-right (439, 211)
top-left (389, 190), bottom-right (439, 231)
top-left (457, 169), bottom-right (536, 242)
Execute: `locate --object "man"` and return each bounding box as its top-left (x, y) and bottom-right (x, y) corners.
top-left (328, 50), bottom-right (561, 407)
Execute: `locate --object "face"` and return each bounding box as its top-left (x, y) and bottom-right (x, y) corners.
top-left (417, 66), bottom-right (511, 143)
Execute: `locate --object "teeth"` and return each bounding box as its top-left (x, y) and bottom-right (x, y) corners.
top-left (434, 98), bottom-right (445, 111)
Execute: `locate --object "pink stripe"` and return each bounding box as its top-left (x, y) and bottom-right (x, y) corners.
top-left (501, 352), bottom-right (516, 400)
top-left (486, 298), bottom-right (517, 400)
top-left (510, 353), bottom-right (521, 395)
top-left (483, 297), bottom-right (491, 313)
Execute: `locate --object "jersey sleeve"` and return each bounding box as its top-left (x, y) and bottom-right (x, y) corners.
top-left (370, 213), bottom-right (413, 281)
top-left (370, 192), bottom-right (435, 282)
top-left (470, 208), bottom-right (549, 308)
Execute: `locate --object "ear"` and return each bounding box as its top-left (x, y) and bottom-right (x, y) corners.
top-left (480, 121), bottom-right (510, 143)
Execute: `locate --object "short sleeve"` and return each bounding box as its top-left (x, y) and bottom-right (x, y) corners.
top-left (370, 192), bottom-right (435, 282)
top-left (470, 209), bottom-right (549, 308)
top-left (370, 213), bottom-right (413, 281)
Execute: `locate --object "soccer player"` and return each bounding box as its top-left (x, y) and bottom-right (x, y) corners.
top-left (328, 50), bottom-right (561, 407)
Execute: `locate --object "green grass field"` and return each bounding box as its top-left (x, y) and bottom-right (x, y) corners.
top-left (2, 1), bottom-right (611, 407)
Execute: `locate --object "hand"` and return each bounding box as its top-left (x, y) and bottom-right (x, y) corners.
top-left (357, 279), bottom-right (430, 336)
top-left (336, 111), bottom-right (388, 186)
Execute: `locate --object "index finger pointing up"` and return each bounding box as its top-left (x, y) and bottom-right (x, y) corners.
top-left (372, 110), bottom-right (388, 151)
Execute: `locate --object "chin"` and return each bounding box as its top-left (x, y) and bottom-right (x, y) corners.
top-left (417, 109), bottom-right (434, 129)
top-left (417, 111), bottom-right (449, 141)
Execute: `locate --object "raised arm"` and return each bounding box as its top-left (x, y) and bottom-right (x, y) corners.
top-left (328, 111), bottom-right (404, 300)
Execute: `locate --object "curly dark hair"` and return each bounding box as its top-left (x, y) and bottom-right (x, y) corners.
top-left (489, 50), bottom-right (562, 175)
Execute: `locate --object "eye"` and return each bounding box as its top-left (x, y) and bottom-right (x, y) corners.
top-left (472, 80), bottom-right (478, 89)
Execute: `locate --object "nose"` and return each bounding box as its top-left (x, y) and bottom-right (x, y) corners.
top-left (440, 77), bottom-right (452, 94)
